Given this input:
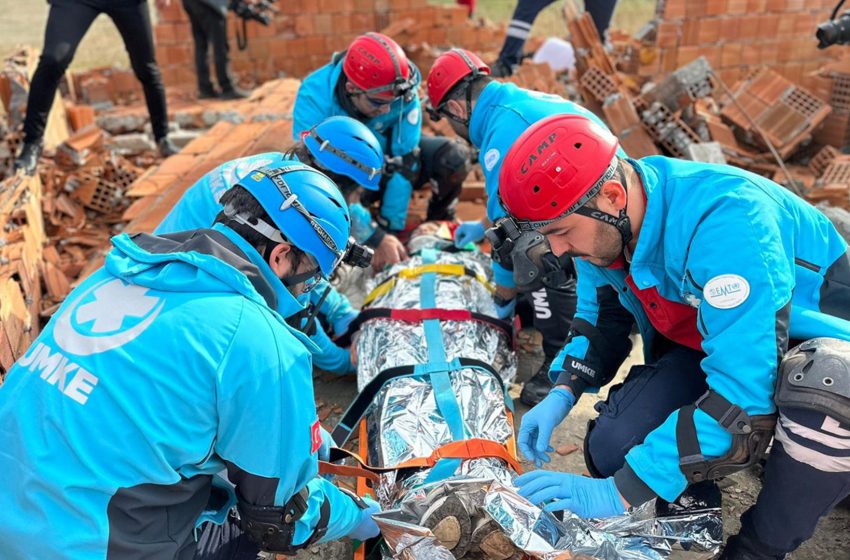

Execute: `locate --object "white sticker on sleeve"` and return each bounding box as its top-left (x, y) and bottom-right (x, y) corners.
top-left (704, 274), bottom-right (750, 309)
top-left (407, 107), bottom-right (420, 125)
top-left (483, 148), bottom-right (500, 172)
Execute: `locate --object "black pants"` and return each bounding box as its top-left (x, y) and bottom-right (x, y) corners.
top-left (584, 343), bottom-right (850, 558)
top-left (182, 0), bottom-right (234, 93)
top-left (23, 0), bottom-right (169, 143)
top-left (497, 0), bottom-right (619, 67)
top-left (521, 254), bottom-right (577, 359)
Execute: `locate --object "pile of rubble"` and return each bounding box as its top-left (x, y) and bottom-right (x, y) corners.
top-left (5, 1), bottom-right (850, 377)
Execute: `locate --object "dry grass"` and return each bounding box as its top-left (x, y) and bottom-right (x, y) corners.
top-left (0, 0), bottom-right (656, 72)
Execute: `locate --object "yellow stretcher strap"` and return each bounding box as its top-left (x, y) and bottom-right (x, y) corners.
top-left (363, 264), bottom-right (494, 306)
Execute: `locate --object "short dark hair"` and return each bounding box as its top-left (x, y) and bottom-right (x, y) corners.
top-left (443, 74), bottom-right (492, 105)
top-left (284, 142), bottom-right (312, 163)
top-left (213, 185), bottom-right (305, 263)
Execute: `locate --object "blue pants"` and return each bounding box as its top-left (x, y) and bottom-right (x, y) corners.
top-left (584, 343), bottom-right (850, 558)
top-left (497, 0), bottom-right (619, 67)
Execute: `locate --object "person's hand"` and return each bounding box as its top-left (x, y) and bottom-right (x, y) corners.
top-left (514, 472), bottom-right (628, 518)
top-left (347, 496), bottom-right (381, 541)
top-left (454, 220), bottom-right (486, 247)
top-left (518, 387), bottom-right (575, 467)
top-left (318, 427), bottom-right (333, 462)
top-left (494, 296), bottom-right (516, 319)
top-left (371, 234), bottom-right (407, 271)
top-left (155, 0), bottom-right (172, 9)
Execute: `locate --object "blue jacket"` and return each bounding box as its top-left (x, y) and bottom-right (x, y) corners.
top-left (549, 156), bottom-right (850, 502)
top-left (0, 225), bottom-right (364, 558)
top-left (468, 81), bottom-right (624, 287)
top-left (155, 152), bottom-right (358, 374)
top-left (294, 56), bottom-right (423, 231)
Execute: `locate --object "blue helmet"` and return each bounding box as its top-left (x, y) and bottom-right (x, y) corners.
top-left (227, 161), bottom-right (351, 279)
top-left (301, 116), bottom-right (384, 191)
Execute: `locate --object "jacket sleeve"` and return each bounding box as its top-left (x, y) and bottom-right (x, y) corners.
top-left (313, 282), bottom-right (358, 336)
top-left (618, 196), bottom-right (792, 504)
top-left (389, 94), bottom-right (422, 158)
top-left (380, 172), bottom-right (414, 232)
top-left (551, 258), bottom-right (634, 394)
top-left (154, 179), bottom-right (222, 234)
top-left (293, 75), bottom-right (330, 140)
top-left (348, 201), bottom-right (381, 246)
top-left (215, 306), bottom-right (363, 547)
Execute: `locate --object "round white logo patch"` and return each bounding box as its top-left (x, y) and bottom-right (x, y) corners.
top-left (407, 107), bottom-right (420, 125)
top-left (704, 274), bottom-right (750, 309)
top-left (483, 148), bottom-right (500, 172)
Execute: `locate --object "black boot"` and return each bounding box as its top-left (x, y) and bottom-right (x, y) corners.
top-left (220, 85), bottom-right (250, 100)
top-left (520, 356), bottom-right (554, 407)
top-left (716, 535), bottom-right (786, 560)
top-left (13, 139), bottom-right (43, 176)
top-left (490, 59), bottom-right (515, 78)
top-left (157, 136), bottom-right (179, 157)
top-left (199, 86), bottom-right (219, 99)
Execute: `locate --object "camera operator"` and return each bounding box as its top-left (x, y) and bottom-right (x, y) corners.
top-left (13, 0), bottom-right (178, 175)
top-left (182, 0), bottom-right (250, 99)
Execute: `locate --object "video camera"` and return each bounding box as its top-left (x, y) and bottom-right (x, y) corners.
top-left (817, 0), bottom-right (850, 48)
top-left (229, 0), bottom-right (276, 26)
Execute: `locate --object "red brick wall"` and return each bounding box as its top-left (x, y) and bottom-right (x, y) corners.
top-left (154, 0), bottom-right (505, 90)
top-left (650, 0), bottom-right (841, 86)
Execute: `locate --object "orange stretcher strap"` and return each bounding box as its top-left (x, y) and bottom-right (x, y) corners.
top-left (395, 438), bottom-right (522, 474)
top-left (318, 437), bottom-right (522, 481)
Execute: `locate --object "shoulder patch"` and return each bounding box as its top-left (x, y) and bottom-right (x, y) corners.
top-left (704, 274), bottom-right (750, 309)
top-left (483, 148), bottom-right (500, 172)
top-left (407, 107), bottom-right (420, 125)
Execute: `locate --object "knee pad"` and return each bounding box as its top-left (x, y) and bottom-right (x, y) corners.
top-left (427, 138), bottom-right (471, 188)
top-left (775, 338), bottom-right (850, 425)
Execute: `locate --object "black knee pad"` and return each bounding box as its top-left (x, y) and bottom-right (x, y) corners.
top-left (775, 338), bottom-right (850, 424)
top-left (420, 136), bottom-right (471, 191)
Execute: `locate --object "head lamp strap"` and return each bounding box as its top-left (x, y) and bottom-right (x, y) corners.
top-left (256, 166), bottom-right (345, 267)
top-left (309, 129), bottom-right (381, 180)
top-left (223, 202), bottom-right (286, 244)
top-left (510, 160), bottom-right (619, 232)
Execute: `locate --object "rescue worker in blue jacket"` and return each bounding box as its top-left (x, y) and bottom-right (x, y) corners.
top-left (0, 160), bottom-right (381, 558)
top-left (156, 116), bottom-right (386, 375)
top-left (498, 114), bottom-right (850, 559)
top-left (425, 49), bottom-right (624, 407)
top-left (293, 32), bottom-right (471, 264)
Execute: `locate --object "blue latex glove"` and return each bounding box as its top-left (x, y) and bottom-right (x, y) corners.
top-left (347, 496), bottom-right (381, 541)
top-left (333, 309), bottom-right (359, 337)
top-left (514, 472), bottom-right (626, 518)
top-left (495, 297), bottom-right (516, 320)
top-left (518, 387), bottom-right (576, 467)
top-left (454, 220), bottom-right (486, 247)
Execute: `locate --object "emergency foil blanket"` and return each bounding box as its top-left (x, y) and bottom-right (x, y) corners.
top-left (350, 234), bottom-right (721, 559)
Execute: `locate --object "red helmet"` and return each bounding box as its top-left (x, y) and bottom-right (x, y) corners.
top-left (343, 33), bottom-right (419, 100)
top-left (426, 48), bottom-right (490, 109)
top-left (498, 114), bottom-right (620, 227)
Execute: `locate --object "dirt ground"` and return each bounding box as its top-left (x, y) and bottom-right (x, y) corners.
top-left (303, 323), bottom-right (850, 559)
